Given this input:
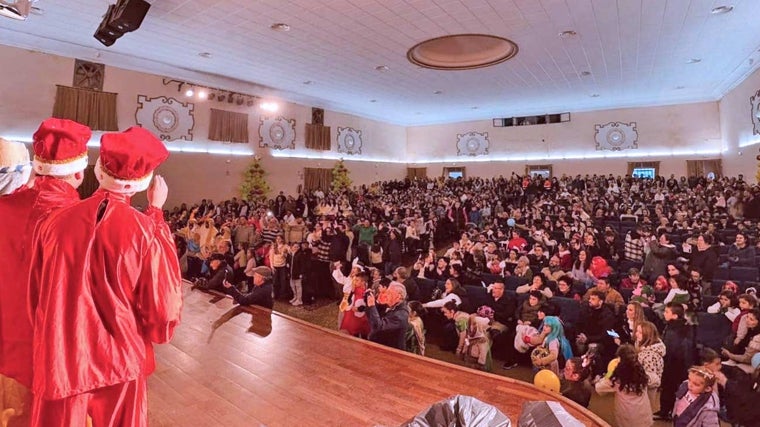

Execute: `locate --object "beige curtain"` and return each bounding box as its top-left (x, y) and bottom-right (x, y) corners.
top-left (305, 123), bottom-right (331, 150)
top-left (52, 85), bottom-right (118, 131)
top-left (209, 108), bottom-right (249, 143)
top-left (627, 161), bottom-right (660, 177)
top-left (303, 168), bottom-right (332, 192)
top-left (407, 167), bottom-right (427, 180)
top-left (686, 160), bottom-right (702, 177)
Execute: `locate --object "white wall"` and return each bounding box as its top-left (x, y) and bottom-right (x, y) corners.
top-left (407, 102), bottom-right (723, 178)
top-left (720, 66), bottom-right (760, 180)
top-left (0, 44), bottom-right (407, 207)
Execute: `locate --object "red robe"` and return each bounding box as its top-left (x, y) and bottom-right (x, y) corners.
top-left (28, 189), bottom-right (183, 400)
top-left (0, 177), bottom-right (81, 388)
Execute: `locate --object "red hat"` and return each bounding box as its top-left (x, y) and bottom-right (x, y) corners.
top-left (96, 126), bottom-right (168, 193)
top-left (32, 118), bottom-right (91, 176)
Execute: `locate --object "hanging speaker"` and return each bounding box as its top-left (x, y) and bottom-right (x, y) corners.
top-left (93, 5), bottom-right (123, 47)
top-left (109, 0), bottom-right (151, 33)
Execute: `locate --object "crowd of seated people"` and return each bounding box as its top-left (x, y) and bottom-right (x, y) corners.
top-left (170, 172), bottom-right (760, 424)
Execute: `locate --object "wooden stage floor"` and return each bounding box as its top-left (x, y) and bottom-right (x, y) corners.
top-left (147, 284), bottom-right (609, 426)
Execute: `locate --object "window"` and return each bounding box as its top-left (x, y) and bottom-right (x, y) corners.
top-left (443, 167), bottom-right (465, 179)
top-left (525, 164), bottom-right (553, 178)
top-left (631, 167), bottom-right (655, 179)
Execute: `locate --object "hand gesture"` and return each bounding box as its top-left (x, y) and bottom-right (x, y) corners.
top-left (222, 280), bottom-right (233, 289)
top-left (147, 175), bottom-right (168, 209)
top-left (366, 292), bottom-right (376, 307)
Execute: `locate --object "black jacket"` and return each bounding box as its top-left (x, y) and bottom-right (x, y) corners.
top-left (485, 293), bottom-right (517, 326)
top-left (227, 281), bottom-right (274, 309)
top-left (689, 246), bottom-right (719, 282)
top-left (662, 318), bottom-right (696, 379)
top-left (368, 302), bottom-right (409, 350)
top-left (577, 303), bottom-right (616, 345)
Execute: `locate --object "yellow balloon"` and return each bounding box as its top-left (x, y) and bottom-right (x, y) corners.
top-left (533, 369), bottom-right (561, 393)
top-left (605, 357), bottom-right (620, 379)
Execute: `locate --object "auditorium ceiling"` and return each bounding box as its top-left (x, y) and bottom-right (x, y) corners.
top-left (1, 0), bottom-right (760, 126)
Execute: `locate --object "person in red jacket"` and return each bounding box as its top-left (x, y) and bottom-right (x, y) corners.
top-left (0, 118), bottom-right (91, 424)
top-left (28, 126), bottom-right (183, 427)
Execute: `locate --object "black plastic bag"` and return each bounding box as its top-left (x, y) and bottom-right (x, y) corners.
top-left (401, 395), bottom-right (511, 427)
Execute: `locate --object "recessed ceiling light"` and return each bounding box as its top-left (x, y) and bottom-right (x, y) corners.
top-left (270, 23), bottom-right (290, 32)
top-left (471, 106), bottom-right (478, 110)
top-left (369, 99), bottom-right (377, 103)
top-left (433, 90), bottom-right (443, 95)
top-left (415, 112), bottom-right (422, 115)
top-left (302, 80), bottom-right (314, 85)
top-left (675, 85), bottom-right (686, 90)
top-left (198, 52), bottom-right (212, 58)
top-left (711, 5), bottom-right (734, 14)
top-left (590, 93), bottom-right (600, 98)
top-left (687, 58), bottom-right (702, 64)
top-left (580, 71), bottom-right (591, 76)
top-left (375, 65), bottom-right (389, 72)
top-left (558, 30), bottom-right (577, 39)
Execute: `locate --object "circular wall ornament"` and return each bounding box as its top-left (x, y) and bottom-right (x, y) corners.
top-left (337, 127), bottom-right (362, 155)
top-left (456, 131), bottom-right (489, 156)
top-left (751, 89), bottom-right (760, 136)
top-left (594, 122), bottom-right (638, 151)
top-left (259, 116), bottom-right (295, 150)
top-left (136, 95), bottom-right (195, 141)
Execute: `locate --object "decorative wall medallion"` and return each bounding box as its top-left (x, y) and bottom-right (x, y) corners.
top-left (73, 59), bottom-right (105, 91)
top-left (336, 127), bottom-right (362, 155)
top-left (135, 95), bottom-right (195, 141)
top-left (594, 122), bottom-right (638, 151)
top-left (751, 90), bottom-right (760, 135)
top-left (259, 116), bottom-right (296, 150)
top-left (456, 131), bottom-right (489, 156)
top-left (312, 107), bottom-right (324, 125)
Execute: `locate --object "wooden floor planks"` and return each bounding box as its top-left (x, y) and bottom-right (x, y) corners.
top-left (146, 284), bottom-right (609, 426)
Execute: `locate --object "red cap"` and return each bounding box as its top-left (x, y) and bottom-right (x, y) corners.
top-left (96, 126), bottom-right (168, 193)
top-left (32, 118), bottom-right (91, 176)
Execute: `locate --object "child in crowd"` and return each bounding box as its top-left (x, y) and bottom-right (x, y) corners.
top-left (530, 316), bottom-right (573, 376)
top-left (729, 293), bottom-right (758, 352)
top-left (406, 301), bottom-right (427, 356)
top-left (595, 344), bottom-right (653, 427)
top-left (672, 366), bottom-right (720, 426)
top-left (561, 356), bottom-right (593, 408)
top-left (706, 290), bottom-right (739, 321)
top-left (656, 303), bottom-right (696, 421)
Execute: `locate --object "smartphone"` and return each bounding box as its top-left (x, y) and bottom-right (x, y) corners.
top-left (606, 330), bottom-right (620, 339)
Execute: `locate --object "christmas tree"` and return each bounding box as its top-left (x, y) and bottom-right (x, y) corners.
top-left (331, 159), bottom-right (352, 193)
top-left (240, 157), bottom-right (270, 202)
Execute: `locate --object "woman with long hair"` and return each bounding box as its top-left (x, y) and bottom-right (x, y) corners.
top-left (530, 316), bottom-right (573, 376)
top-left (595, 344), bottom-right (653, 427)
top-left (268, 235), bottom-right (290, 300)
top-left (635, 321), bottom-right (666, 408)
top-left (619, 302), bottom-right (647, 345)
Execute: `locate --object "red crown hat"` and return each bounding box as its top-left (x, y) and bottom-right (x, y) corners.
top-left (96, 126), bottom-right (168, 193)
top-left (32, 118), bottom-right (91, 176)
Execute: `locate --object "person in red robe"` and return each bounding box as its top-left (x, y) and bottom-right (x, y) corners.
top-left (0, 118), bottom-right (91, 424)
top-left (27, 126), bottom-right (183, 427)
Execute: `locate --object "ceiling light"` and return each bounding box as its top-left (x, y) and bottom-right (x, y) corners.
top-left (433, 90), bottom-right (443, 95)
top-left (260, 102), bottom-right (278, 112)
top-left (198, 52), bottom-right (212, 58)
top-left (0, 0), bottom-right (32, 20)
top-left (185, 88), bottom-right (194, 97)
top-left (270, 23), bottom-right (290, 32)
top-left (369, 99), bottom-right (377, 103)
top-left (687, 58), bottom-right (702, 64)
top-left (197, 90), bottom-right (207, 99)
top-left (375, 65), bottom-right (389, 72)
top-left (302, 80), bottom-right (314, 85)
top-left (590, 93), bottom-right (600, 98)
top-left (580, 71), bottom-right (591, 76)
top-left (675, 85), bottom-right (685, 90)
top-left (471, 106), bottom-right (478, 110)
top-left (558, 30), bottom-right (577, 39)
top-left (711, 5), bottom-right (734, 14)
top-left (407, 34), bottom-right (518, 70)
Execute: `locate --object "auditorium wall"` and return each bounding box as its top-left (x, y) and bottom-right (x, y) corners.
top-left (406, 102), bottom-right (723, 178)
top-left (0, 44), bottom-right (407, 207)
top-left (719, 65), bottom-right (760, 180)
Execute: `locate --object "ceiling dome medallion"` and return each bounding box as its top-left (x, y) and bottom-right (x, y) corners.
top-left (407, 34), bottom-right (518, 70)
